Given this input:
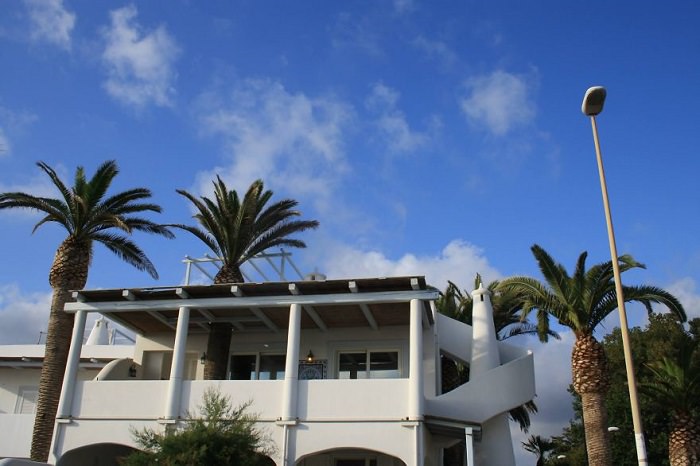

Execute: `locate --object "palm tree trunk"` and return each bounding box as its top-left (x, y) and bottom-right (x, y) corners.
top-left (580, 391), bottom-right (612, 466)
top-left (202, 264), bottom-right (242, 380)
top-left (203, 322), bottom-right (233, 380)
top-left (669, 413), bottom-right (700, 466)
top-left (30, 289), bottom-right (74, 461)
top-left (31, 239), bottom-right (90, 462)
top-left (572, 334), bottom-right (612, 466)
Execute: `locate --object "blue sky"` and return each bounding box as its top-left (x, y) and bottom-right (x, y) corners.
top-left (1, 0), bottom-right (699, 462)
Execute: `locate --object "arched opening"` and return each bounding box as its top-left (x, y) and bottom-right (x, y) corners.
top-left (297, 448), bottom-right (406, 466)
top-left (57, 442), bottom-right (139, 466)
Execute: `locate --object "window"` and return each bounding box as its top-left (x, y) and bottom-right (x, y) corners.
top-left (259, 354), bottom-right (285, 380)
top-left (230, 354), bottom-right (286, 380)
top-left (14, 387), bottom-right (38, 414)
top-left (231, 354), bottom-right (256, 380)
top-left (338, 350), bottom-right (399, 379)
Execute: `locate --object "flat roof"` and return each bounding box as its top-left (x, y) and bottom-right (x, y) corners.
top-left (65, 276), bottom-right (438, 336)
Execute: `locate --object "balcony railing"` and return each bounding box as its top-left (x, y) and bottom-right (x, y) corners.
top-left (68, 378), bottom-right (409, 422)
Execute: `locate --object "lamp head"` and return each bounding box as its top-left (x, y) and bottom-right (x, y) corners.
top-left (582, 86), bottom-right (607, 116)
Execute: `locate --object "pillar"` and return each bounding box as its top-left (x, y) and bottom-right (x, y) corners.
top-left (164, 306), bottom-right (190, 420)
top-left (56, 310), bottom-right (87, 418)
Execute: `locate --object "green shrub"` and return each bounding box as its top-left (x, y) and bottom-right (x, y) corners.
top-left (121, 388), bottom-right (273, 466)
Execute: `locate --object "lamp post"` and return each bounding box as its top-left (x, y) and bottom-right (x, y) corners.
top-left (582, 86), bottom-right (648, 466)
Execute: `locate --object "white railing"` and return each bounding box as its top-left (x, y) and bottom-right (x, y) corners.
top-left (182, 249), bottom-right (305, 285)
top-left (68, 378), bottom-right (408, 422)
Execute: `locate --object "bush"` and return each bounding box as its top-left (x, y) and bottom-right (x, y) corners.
top-left (121, 388), bottom-right (273, 466)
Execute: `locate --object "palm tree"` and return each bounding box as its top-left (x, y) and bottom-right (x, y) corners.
top-left (641, 339), bottom-right (700, 466)
top-left (170, 177), bottom-right (319, 380)
top-left (522, 434), bottom-right (554, 466)
top-left (498, 244), bottom-right (686, 466)
top-left (0, 160), bottom-right (172, 462)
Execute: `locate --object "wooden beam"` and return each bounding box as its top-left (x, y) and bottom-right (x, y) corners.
top-left (349, 281), bottom-right (379, 330)
top-left (231, 285), bottom-right (279, 333)
top-left (289, 284), bottom-right (327, 331)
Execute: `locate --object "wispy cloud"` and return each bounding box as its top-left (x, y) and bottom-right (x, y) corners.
top-left (331, 13), bottom-right (383, 57)
top-left (101, 5), bottom-right (180, 109)
top-left (393, 0), bottom-right (415, 14)
top-left (460, 70), bottom-right (536, 136)
top-left (412, 35), bottom-right (458, 68)
top-left (0, 284), bottom-right (51, 344)
top-left (0, 128), bottom-right (9, 157)
top-left (365, 82), bottom-right (433, 154)
top-left (194, 79), bottom-right (353, 212)
top-left (24, 0), bottom-right (75, 50)
top-left (0, 105), bottom-right (39, 156)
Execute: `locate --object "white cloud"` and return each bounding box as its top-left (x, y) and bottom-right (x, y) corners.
top-left (318, 239), bottom-right (501, 291)
top-left (101, 5), bottom-right (180, 109)
top-left (666, 277), bottom-right (700, 320)
top-left (24, 0), bottom-right (75, 50)
top-left (194, 79), bottom-right (353, 212)
top-left (460, 70), bottom-right (536, 136)
top-left (365, 83), bottom-right (432, 154)
top-left (511, 332), bottom-right (576, 463)
top-left (0, 284), bottom-right (52, 344)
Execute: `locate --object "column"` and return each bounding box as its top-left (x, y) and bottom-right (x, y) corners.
top-left (164, 306), bottom-right (190, 420)
top-left (408, 299), bottom-right (424, 420)
top-left (281, 303), bottom-right (302, 421)
top-left (465, 427), bottom-right (475, 466)
top-left (56, 310), bottom-right (87, 418)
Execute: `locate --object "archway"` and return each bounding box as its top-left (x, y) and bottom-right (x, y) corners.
top-left (297, 447), bottom-right (406, 466)
top-left (57, 442), bottom-right (138, 466)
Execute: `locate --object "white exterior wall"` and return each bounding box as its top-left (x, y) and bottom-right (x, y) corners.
top-left (0, 345), bottom-right (130, 459)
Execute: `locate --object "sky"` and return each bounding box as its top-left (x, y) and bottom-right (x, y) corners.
top-left (1, 0), bottom-right (699, 463)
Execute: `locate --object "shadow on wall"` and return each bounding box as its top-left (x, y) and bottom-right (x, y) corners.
top-left (0, 460), bottom-right (53, 466)
top-left (56, 443), bottom-right (138, 466)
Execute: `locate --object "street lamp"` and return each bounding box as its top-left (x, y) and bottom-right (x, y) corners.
top-left (582, 86), bottom-right (648, 466)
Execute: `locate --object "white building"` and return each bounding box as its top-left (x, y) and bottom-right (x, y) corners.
top-left (6, 275), bottom-right (536, 466)
top-left (0, 319), bottom-right (133, 460)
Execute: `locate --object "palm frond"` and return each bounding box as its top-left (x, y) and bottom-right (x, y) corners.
top-left (92, 232), bottom-right (159, 279)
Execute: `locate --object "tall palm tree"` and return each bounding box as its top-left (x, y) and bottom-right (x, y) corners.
top-left (0, 160), bottom-right (172, 462)
top-left (641, 339), bottom-right (700, 466)
top-left (522, 434), bottom-right (554, 466)
top-left (170, 177), bottom-right (319, 380)
top-left (498, 244), bottom-right (686, 466)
